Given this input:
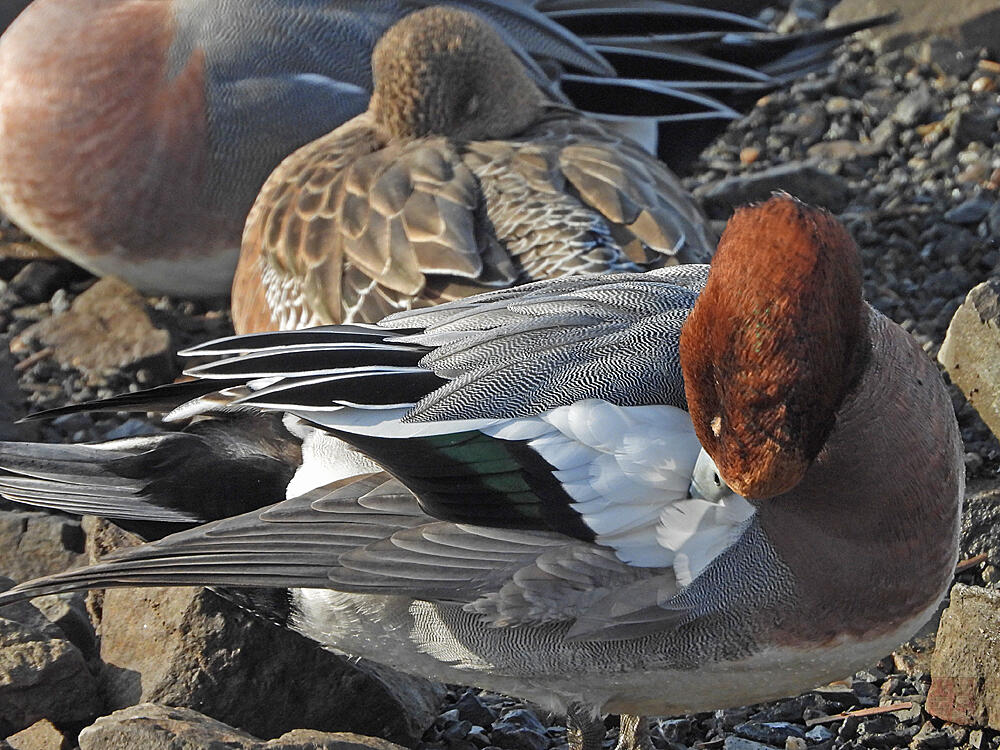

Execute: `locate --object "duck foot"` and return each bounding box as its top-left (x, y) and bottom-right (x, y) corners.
top-left (566, 704), bottom-right (606, 750)
top-left (615, 714), bottom-right (652, 750)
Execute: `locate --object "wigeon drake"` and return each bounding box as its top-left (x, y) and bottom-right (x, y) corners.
top-left (0, 197), bottom-right (963, 749)
top-left (0, 0), bottom-right (887, 297)
top-left (233, 6), bottom-right (716, 333)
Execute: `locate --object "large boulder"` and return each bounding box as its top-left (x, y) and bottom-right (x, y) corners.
top-left (939, 280), bottom-right (1000, 440)
top-left (78, 704), bottom-right (407, 750)
top-left (0, 605), bottom-right (101, 735)
top-left (0, 511), bottom-right (86, 583)
top-left (927, 584), bottom-right (1000, 728)
top-left (98, 585), bottom-right (444, 745)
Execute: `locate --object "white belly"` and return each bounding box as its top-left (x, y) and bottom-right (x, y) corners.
top-left (290, 589), bottom-right (941, 716)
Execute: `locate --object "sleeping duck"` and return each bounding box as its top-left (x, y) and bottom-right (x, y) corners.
top-left (0, 196), bottom-right (963, 749)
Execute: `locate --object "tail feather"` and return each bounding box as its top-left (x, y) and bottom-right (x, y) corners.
top-left (535, 3), bottom-right (893, 167)
top-left (0, 414), bottom-right (300, 539)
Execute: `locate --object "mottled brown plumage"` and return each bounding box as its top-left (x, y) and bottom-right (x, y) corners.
top-left (233, 6), bottom-right (713, 334)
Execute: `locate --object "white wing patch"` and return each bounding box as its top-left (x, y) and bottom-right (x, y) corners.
top-left (283, 416), bottom-right (382, 497)
top-left (294, 397), bottom-right (755, 585)
top-left (485, 400), bottom-right (755, 576)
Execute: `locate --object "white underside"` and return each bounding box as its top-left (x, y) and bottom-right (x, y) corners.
top-left (0, 201), bottom-right (237, 296)
top-left (290, 589), bottom-right (943, 716)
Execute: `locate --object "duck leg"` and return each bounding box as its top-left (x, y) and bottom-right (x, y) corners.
top-left (615, 714), bottom-right (653, 750)
top-left (566, 704), bottom-right (606, 750)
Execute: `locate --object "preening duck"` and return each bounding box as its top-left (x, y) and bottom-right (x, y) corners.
top-left (0, 0), bottom-right (886, 296)
top-left (0, 197), bottom-right (962, 750)
top-left (233, 6), bottom-right (715, 334)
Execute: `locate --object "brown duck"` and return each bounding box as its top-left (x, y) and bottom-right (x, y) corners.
top-left (233, 6), bottom-right (715, 333)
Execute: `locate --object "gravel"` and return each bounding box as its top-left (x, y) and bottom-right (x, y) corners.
top-left (1, 1), bottom-right (999, 748)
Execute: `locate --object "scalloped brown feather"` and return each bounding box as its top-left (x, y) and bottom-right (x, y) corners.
top-left (232, 8), bottom-right (714, 334)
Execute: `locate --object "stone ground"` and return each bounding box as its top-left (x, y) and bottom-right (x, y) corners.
top-left (1, 0), bottom-right (1000, 749)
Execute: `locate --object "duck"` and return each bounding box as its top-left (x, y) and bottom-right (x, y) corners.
top-left (233, 5), bottom-right (716, 333)
top-left (0, 196), bottom-right (963, 749)
top-left (0, 0), bottom-right (887, 297)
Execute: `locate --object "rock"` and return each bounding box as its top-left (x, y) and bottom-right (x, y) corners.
top-left (962, 489), bottom-right (1000, 583)
top-left (77, 704), bottom-right (407, 750)
top-left (7, 263), bottom-right (69, 305)
top-left (944, 198), bottom-right (994, 225)
top-left (0, 240), bottom-right (60, 285)
top-left (734, 721), bottom-right (806, 746)
top-left (939, 280), bottom-right (1000, 439)
top-left (807, 139), bottom-right (883, 162)
top-left (723, 737), bottom-right (779, 750)
top-left (0, 612), bottom-right (101, 735)
top-left (453, 690), bottom-right (497, 728)
top-left (697, 164), bottom-right (850, 218)
top-left (805, 726), bottom-right (834, 742)
top-left (30, 591), bottom-right (98, 659)
top-left (490, 709), bottom-right (549, 750)
top-left (893, 85), bottom-right (934, 128)
top-left (927, 584), bottom-right (1000, 728)
top-left (4, 719), bottom-right (69, 750)
top-left (913, 37), bottom-right (981, 78)
top-left (9, 276), bottom-right (173, 384)
top-left (98, 585), bottom-right (444, 744)
top-left (952, 107), bottom-right (1000, 147)
top-left (0, 345), bottom-right (33, 441)
top-left (829, 0), bottom-right (1000, 52)
top-left (0, 511), bottom-right (86, 583)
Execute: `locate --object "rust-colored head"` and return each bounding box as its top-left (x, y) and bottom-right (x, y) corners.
top-left (679, 195), bottom-right (868, 499)
top-left (370, 6), bottom-right (544, 140)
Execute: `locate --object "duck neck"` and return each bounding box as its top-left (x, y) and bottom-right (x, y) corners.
top-left (758, 311), bottom-right (962, 645)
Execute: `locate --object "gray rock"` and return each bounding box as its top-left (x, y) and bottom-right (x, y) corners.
top-left (7, 263), bottom-right (67, 305)
top-left (952, 107), bottom-right (1000, 148)
top-left (939, 280), bottom-right (1000, 439)
top-left (98, 585), bottom-right (444, 745)
top-left (0, 511), bottom-right (86, 583)
top-left (453, 690), bottom-right (497, 728)
top-left (911, 721), bottom-right (956, 750)
top-left (944, 198), bottom-right (994, 225)
top-left (78, 704), bottom-right (406, 750)
top-left (807, 139), bottom-right (883, 162)
top-left (30, 591), bottom-right (98, 658)
top-left (0, 345), bottom-right (34, 442)
top-left (734, 721), bottom-right (805, 746)
top-left (961, 488), bottom-right (1000, 586)
top-left (893, 85), bottom-right (934, 128)
top-left (927, 584), bottom-right (1000, 728)
top-left (805, 725), bottom-right (833, 742)
top-left (988, 202), bottom-right (1000, 236)
top-left (490, 709), bottom-right (549, 750)
top-left (697, 163), bottom-right (850, 218)
top-left (0, 613), bottom-right (101, 735)
top-left (829, 0), bottom-right (1000, 52)
top-left (722, 736), bottom-right (778, 750)
top-left (4, 719), bottom-right (69, 750)
top-left (9, 276), bottom-right (173, 384)
top-left (913, 37), bottom-right (980, 78)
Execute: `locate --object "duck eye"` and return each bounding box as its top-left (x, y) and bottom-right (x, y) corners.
top-left (710, 415), bottom-right (722, 438)
top-left (713, 473), bottom-right (721, 487)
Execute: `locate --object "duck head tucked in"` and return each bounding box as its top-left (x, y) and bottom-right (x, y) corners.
top-left (233, 6), bottom-right (717, 334)
top-left (369, 7), bottom-right (544, 141)
top-left (681, 197), bottom-right (869, 499)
